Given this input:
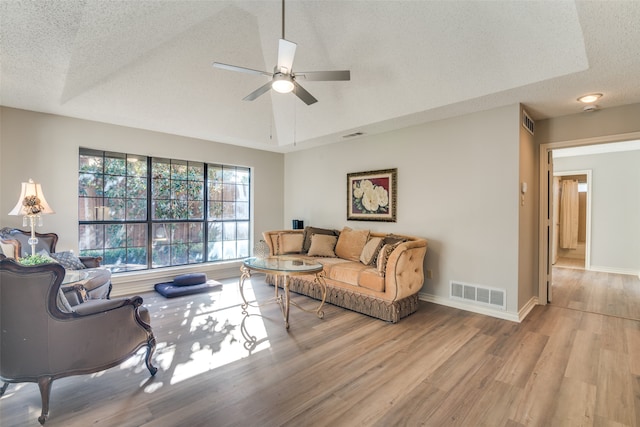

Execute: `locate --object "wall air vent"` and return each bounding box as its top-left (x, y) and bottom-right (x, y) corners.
top-left (342, 132), bottom-right (365, 138)
top-left (522, 110), bottom-right (535, 135)
top-left (450, 281), bottom-right (506, 310)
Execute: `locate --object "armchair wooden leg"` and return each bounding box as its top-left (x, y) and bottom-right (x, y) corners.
top-left (37, 376), bottom-right (53, 425)
top-left (0, 382), bottom-right (9, 396)
top-left (145, 335), bottom-right (158, 376)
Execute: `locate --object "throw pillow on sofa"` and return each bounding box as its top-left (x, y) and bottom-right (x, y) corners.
top-left (335, 227), bottom-right (370, 262)
top-left (360, 236), bottom-right (384, 265)
top-left (383, 234), bottom-right (407, 245)
top-left (301, 226), bottom-right (338, 253)
top-left (307, 234), bottom-right (338, 257)
top-left (50, 251), bottom-right (86, 270)
top-left (376, 242), bottom-right (403, 276)
top-left (276, 232), bottom-right (304, 255)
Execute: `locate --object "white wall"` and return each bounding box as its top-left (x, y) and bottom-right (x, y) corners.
top-left (285, 104), bottom-right (523, 316)
top-left (0, 109), bottom-right (3, 217)
top-left (554, 150), bottom-right (640, 274)
top-left (518, 106), bottom-right (539, 309)
top-left (0, 107), bottom-right (284, 277)
top-left (536, 103), bottom-right (640, 144)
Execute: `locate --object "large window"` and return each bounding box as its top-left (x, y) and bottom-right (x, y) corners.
top-left (78, 149), bottom-right (250, 272)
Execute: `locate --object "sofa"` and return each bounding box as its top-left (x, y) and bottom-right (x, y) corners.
top-left (0, 227), bottom-right (111, 305)
top-left (262, 226), bottom-right (427, 323)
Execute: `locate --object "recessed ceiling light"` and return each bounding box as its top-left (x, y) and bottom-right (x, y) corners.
top-left (577, 93), bottom-right (602, 103)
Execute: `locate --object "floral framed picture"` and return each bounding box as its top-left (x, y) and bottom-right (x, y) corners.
top-left (347, 168), bottom-right (397, 222)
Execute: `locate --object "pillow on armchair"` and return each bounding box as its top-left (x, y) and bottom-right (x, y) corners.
top-left (50, 251), bottom-right (86, 270)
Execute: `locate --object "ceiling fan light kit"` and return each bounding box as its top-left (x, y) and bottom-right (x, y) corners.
top-left (272, 73), bottom-right (294, 93)
top-left (212, 0), bottom-right (350, 105)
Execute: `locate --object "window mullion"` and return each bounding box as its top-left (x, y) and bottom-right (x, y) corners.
top-left (147, 156), bottom-right (153, 269)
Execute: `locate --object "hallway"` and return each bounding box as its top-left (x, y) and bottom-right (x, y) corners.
top-left (551, 266), bottom-right (640, 320)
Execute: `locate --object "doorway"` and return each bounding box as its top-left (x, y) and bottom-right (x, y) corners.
top-left (538, 133), bottom-right (640, 309)
top-left (552, 171), bottom-right (591, 270)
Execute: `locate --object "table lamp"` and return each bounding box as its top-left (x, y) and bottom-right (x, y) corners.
top-left (8, 179), bottom-right (55, 256)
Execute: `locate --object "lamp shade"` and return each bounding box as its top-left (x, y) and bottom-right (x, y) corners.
top-left (8, 179), bottom-right (55, 216)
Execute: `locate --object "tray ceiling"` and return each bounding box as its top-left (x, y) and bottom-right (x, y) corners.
top-left (1, 1), bottom-right (640, 152)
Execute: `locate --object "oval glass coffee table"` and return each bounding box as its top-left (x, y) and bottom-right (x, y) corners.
top-left (240, 256), bottom-right (327, 329)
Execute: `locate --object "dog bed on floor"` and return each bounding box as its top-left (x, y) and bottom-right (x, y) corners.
top-left (154, 273), bottom-right (222, 298)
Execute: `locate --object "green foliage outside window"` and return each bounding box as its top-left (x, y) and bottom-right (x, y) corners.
top-left (78, 149), bottom-right (250, 272)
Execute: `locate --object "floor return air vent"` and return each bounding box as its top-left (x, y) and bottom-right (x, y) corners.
top-left (450, 281), bottom-right (506, 310)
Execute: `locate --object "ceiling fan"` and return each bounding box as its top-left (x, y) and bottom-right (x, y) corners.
top-left (212, 0), bottom-right (350, 105)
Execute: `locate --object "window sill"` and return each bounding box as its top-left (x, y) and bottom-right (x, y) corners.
top-left (110, 260), bottom-right (243, 297)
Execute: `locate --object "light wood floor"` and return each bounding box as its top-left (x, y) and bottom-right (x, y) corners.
top-left (554, 257), bottom-right (585, 269)
top-left (2, 274), bottom-right (639, 426)
top-left (552, 266), bottom-right (640, 320)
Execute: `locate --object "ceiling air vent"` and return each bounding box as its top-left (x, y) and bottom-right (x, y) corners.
top-left (342, 132), bottom-right (364, 138)
top-left (522, 110), bottom-right (535, 135)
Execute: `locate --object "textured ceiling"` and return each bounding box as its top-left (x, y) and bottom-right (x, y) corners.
top-left (1, 1), bottom-right (640, 153)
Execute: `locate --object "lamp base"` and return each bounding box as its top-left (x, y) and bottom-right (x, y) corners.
top-left (27, 215), bottom-right (39, 257)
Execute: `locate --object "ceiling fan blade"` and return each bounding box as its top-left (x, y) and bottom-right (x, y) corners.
top-left (213, 62), bottom-right (272, 77)
top-left (292, 81), bottom-right (318, 105)
top-left (296, 70), bottom-right (351, 81)
top-left (277, 39), bottom-right (297, 73)
top-left (243, 81), bottom-right (273, 101)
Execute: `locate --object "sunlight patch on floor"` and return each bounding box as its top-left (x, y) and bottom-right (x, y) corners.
top-left (151, 279), bottom-right (271, 386)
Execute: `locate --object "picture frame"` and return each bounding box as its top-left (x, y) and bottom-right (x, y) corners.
top-left (347, 168), bottom-right (397, 222)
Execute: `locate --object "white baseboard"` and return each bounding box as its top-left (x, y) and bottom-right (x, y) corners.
top-left (588, 265), bottom-right (640, 277)
top-left (110, 261), bottom-right (243, 297)
top-left (419, 293), bottom-right (539, 323)
top-left (518, 296), bottom-right (539, 321)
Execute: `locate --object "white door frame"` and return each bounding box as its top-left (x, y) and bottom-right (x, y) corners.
top-left (553, 170), bottom-right (592, 270)
top-left (538, 131), bottom-right (640, 305)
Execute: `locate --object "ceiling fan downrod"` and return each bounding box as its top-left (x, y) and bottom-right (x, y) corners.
top-left (281, 0), bottom-right (286, 40)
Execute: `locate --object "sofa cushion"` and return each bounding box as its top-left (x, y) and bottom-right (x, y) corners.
top-left (359, 236), bottom-right (384, 265)
top-left (50, 251), bottom-right (86, 270)
top-left (335, 227), bottom-right (370, 262)
top-left (322, 261), bottom-right (384, 292)
top-left (276, 232), bottom-right (304, 255)
top-left (358, 268), bottom-right (385, 292)
top-left (302, 226), bottom-right (337, 253)
top-left (377, 242), bottom-right (402, 276)
top-left (307, 234), bottom-right (338, 257)
top-left (328, 261), bottom-right (367, 283)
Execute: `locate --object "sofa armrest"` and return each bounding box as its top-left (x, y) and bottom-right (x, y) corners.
top-left (262, 231), bottom-right (278, 256)
top-left (80, 256), bottom-right (102, 268)
top-left (71, 298), bottom-right (133, 316)
top-left (384, 239), bottom-right (428, 301)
